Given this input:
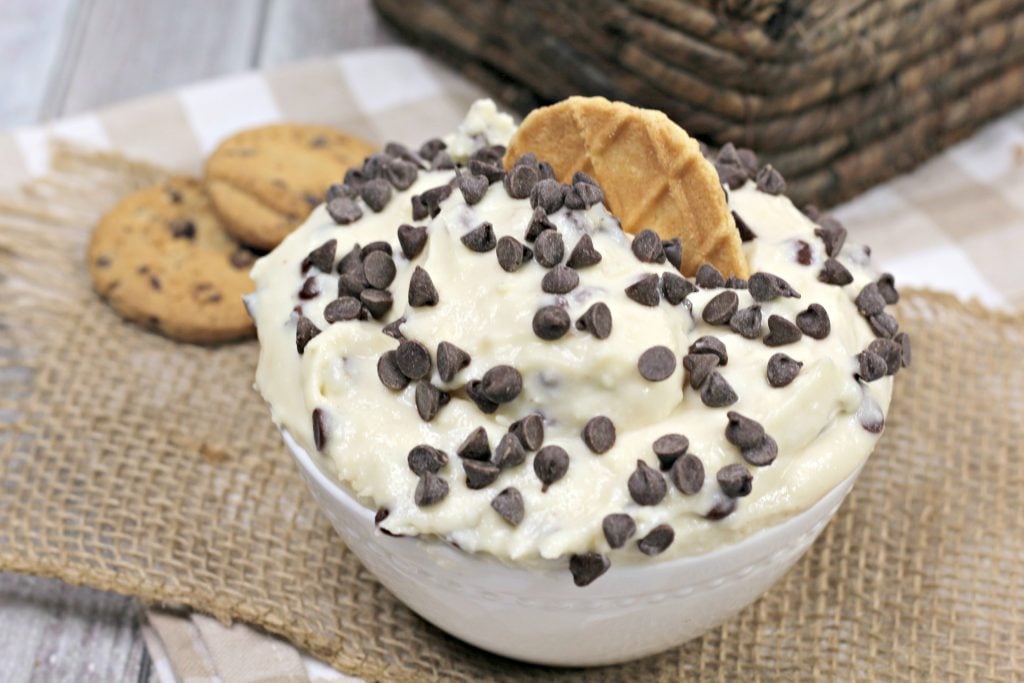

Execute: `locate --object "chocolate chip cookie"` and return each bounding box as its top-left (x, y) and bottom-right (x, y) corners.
top-left (204, 124), bottom-right (375, 250)
top-left (88, 176), bottom-right (257, 343)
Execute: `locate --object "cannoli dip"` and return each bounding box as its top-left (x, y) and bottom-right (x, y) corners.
top-left (249, 101), bottom-right (909, 585)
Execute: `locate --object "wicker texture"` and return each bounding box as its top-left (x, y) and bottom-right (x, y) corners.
top-left (0, 146), bottom-right (1021, 681)
top-left (372, 0), bottom-right (1024, 206)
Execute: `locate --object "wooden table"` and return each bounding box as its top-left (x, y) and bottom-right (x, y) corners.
top-left (0, 1), bottom-right (396, 679)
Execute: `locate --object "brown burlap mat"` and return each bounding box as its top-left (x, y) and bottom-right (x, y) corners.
top-left (1, 146), bottom-right (1021, 682)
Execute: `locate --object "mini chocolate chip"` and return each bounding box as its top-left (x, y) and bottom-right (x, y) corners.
top-left (465, 460), bottom-right (501, 489)
top-left (461, 222), bottom-right (497, 253)
top-left (575, 302), bottom-right (612, 339)
top-left (637, 524), bottom-right (675, 556)
top-left (360, 178), bottom-right (391, 211)
top-left (564, 182), bottom-right (603, 209)
top-left (714, 144), bottom-right (747, 189)
top-left (384, 159), bottom-right (419, 190)
top-left (895, 331), bottom-right (912, 367)
top-left (818, 258), bottom-right (854, 286)
top-left (409, 266), bottom-right (439, 307)
top-left (510, 414), bottom-right (544, 451)
top-left (457, 427), bottom-right (491, 461)
top-left (749, 272), bottom-right (800, 302)
top-left (338, 272), bottom-right (365, 297)
top-left (857, 350), bottom-right (887, 381)
top-left (628, 460), bottom-right (667, 505)
top-left (415, 382), bottom-right (447, 422)
top-left (382, 318), bottom-right (405, 339)
top-left (534, 230), bottom-right (565, 267)
top-left (688, 336), bottom-right (728, 364)
top-left (411, 194), bottom-right (428, 220)
top-left (695, 264), bottom-right (726, 289)
top-left (877, 273), bottom-right (900, 304)
top-left (670, 454), bottom-right (705, 494)
top-left (377, 351), bottom-right (409, 390)
top-left (856, 283), bottom-right (886, 317)
top-left (602, 513), bottom-right (636, 549)
top-left (431, 151), bottom-right (455, 170)
top-left (505, 164), bottom-right (540, 199)
top-left (324, 296), bottom-right (362, 322)
top-left (724, 411), bottom-right (764, 449)
top-left (491, 487), bottom-right (525, 525)
top-left (524, 206), bottom-right (556, 242)
top-left (337, 244), bottom-right (363, 274)
top-left (420, 184), bottom-right (453, 218)
top-left (362, 240), bottom-right (392, 257)
top-left (733, 211), bottom-right (757, 242)
top-left (230, 248), bottom-right (256, 269)
top-left (542, 264), bottom-right (579, 294)
top-left (469, 159), bottom-right (504, 183)
top-left (512, 151), bottom-right (539, 168)
top-left (683, 352), bottom-right (720, 389)
top-left (725, 276), bottom-right (748, 290)
top-left (457, 173), bottom-right (489, 205)
top-left (729, 304), bottom-right (762, 339)
top-left (480, 365), bottom-right (523, 404)
top-left (756, 164), bottom-right (786, 195)
top-left (418, 138), bottom-right (445, 160)
top-left (299, 276), bottom-right (320, 299)
top-left (767, 353), bottom-right (803, 387)
top-left (869, 312), bottom-right (899, 338)
top-left (437, 341), bottom-right (471, 382)
top-left (638, 346), bottom-right (677, 381)
top-left (653, 434), bottom-right (689, 469)
top-left (706, 497), bottom-right (737, 520)
top-left (363, 251), bottom-right (396, 289)
top-left (717, 464), bottom-right (753, 498)
top-left (327, 182), bottom-right (356, 201)
top-left (473, 144), bottom-right (506, 164)
top-left (495, 432), bottom-right (527, 469)
top-left (566, 234), bottom-right (602, 269)
top-left (327, 196), bottom-right (363, 224)
top-left (795, 240), bottom-right (813, 266)
top-left (764, 315), bottom-right (803, 346)
top-left (362, 153), bottom-right (390, 179)
top-left (302, 239), bottom-right (337, 273)
top-left (534, 445), bottom-right (569, 491)
top-left (360, 288), bottom-right (393, 319)
top-left (571, 171), bottom-right (597, 186)
top-left (631, 229), bottom-right (666, 264)
top-left (466, 380), bottom-right (499, 414)
top-left (397, 224), bottom-right (428, 260)
top-left (395, 339), bottom-right (432, 380)
top-left (533, 305), bottom-right (571, 340)
top-left (701, 371), bottom-right (738, 407)
top-left (374, 507), bottom-right (390, 526)
top-left (663, 238), bottom-right (683, 270)
top-left (702, 291), bottom-right (739, 325)
top-left (742, 434), bottom-right (778, 467)
top-left (868, 338), bottom-right (902, 375)
top-left (170, 219), bottom-right (196, 239)
top-left (796, 303), bottom-right (831, 339)
top-left (296, 315), bottom-right (320, 354)
top-left (408, 444), bottom-right (448, 475)
top-left (662, 273), bottom-right (697, 305)
top-left (530, 178), bottom-right (566, 214)
top-left (625, 273), bottom-right (661, 306)
top-left (312, 408), bottom-right (327, 451)
top-left (385, 142), bottom-right (421, 166)
top-left (496, 235), bottom-right (527, 272)
top-left (815, 222), bottom-right (847, 257)
top-left (415, 473), bottom-right (449, 506)
top-left (737, 148), bottom-right (760, 175)
top-left (569, 553), bottom-right (610, 587)
top-left (582, 416), bottom-right (616, 454)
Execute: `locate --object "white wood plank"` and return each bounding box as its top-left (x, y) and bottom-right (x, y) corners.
top-left (0, 0), bottom-right (78, 126)
top-left (258, 0), bottom-right (398, 67)
top-left (0, 573), bottom-right (150, 682)
top-left (49, 0), bottom-right (270, 118)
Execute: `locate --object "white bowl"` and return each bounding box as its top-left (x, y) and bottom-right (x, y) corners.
top-left (285, 431), bottom-right (861, 667)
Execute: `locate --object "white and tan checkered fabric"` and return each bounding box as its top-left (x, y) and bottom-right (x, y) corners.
top-left (1, 46), bottom-right (1021, 683)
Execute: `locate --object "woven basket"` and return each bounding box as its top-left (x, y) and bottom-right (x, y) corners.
top-left (373, 0), bottom-right (1024, 206)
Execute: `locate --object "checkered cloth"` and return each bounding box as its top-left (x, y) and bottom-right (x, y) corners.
top-left (1, 46), bottom-right (1021, 683)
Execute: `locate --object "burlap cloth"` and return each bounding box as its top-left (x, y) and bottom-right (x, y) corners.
top-left (0, 144), bottom-right (1021, 682)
